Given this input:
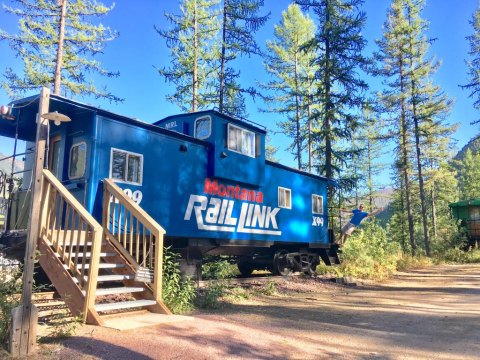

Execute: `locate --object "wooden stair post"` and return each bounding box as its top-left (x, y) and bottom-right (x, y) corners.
top-left (9, 87), bottom-right (50, 356)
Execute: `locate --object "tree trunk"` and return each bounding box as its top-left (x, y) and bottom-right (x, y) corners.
top-left (408, 7), bottom-right (430, 256)
top-left (324, 2), bottom-right (332, 180)
top-left (307, 74), bottom-right (313, 173)
top-left (192, 0), bottom-right (198, 112)
top-left (430, 160), bottom-right (438, 240)
top-left (412, 111), bottom-right (430, 255)
top-left (219, 0), bottom-right (228, 112)
top-left (399, 176), bottom-right (407, 254)
top-left (53, 0), bottom-right (67, 95)
top-left (399, 56), bottom-right (417, 256)
top-left (294, 49), bottom-right (302, 170)
top-left (367, 138), bottom-right (373, 210)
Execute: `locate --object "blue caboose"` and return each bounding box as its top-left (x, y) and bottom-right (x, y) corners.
top-left (0, 94), bottom-right (339, 276)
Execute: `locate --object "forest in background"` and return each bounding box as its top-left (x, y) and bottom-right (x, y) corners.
top-left (0, 0), bottom-right (479, 258)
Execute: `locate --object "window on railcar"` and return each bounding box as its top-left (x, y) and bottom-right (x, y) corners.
top-left (49, 137), bottom-right (61, 178)
top-left (228, 123), bottom-right (256, 158)
top-left (312, 194), bottom-right (323, 215)
top-left (110, 148), bottom-right (143, 185)
top-left (68, 142), bottom-right (86, 179)
top-left (278, 187), bottom-right (291, 209)
top-left (194, 116), bottom-right (211, 139)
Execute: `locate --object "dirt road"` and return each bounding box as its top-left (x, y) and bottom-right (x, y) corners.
top-left (34, 264), bottom-right (480, 359)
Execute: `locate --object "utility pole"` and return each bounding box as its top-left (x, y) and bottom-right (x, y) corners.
top-left (53, 0), bottom-right (67, 95)
top-left (9, 88), bottom-right (50, 356)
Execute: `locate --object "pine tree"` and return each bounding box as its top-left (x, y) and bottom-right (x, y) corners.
top-left (156, 0), bottom-right (219, 112)
top-left (217, 0), bottom-right (269, 117)
top-left (373, 0), bottom-right (417, 254)
top-left (263, 3), bottom-right (316, 170)
top-left (462, 7), bottom-right (480, 118)
top-left (404, 0), bottom-right (452, 256)
top-left (299, 0), bottom-right (368, 186)
top-left (459, 149), bottom-right (480, 199)
top-left (0, 0), bottom-right (120, 101)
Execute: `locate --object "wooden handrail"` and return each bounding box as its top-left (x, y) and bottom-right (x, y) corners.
top-left (103, 179), bottom-right (165, 236)
top-left (102, 179), bottom-right (166, 302)
top-left (42, 170), bottom-right (103, 232)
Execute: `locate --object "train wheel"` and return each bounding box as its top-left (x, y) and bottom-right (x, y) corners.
top-left (304, 256), bottom-right (319, 276)
top-left (237, 262), bottom-right (254, 277)
top-left (273, 250), bottom-right (291, 276)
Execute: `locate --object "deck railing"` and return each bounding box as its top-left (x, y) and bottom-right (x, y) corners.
top-left (39, 169), bottom-right (103, 320)
top-left (102, 179), bottom-right (165, 302)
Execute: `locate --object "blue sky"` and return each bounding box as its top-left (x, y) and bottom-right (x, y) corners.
top-left (0, 0), bottom-right (478, 186)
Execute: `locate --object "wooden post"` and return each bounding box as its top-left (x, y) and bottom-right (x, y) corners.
top-left (9, 87), bottom-right (50, 356)
top-left (153, 229), bottom-right (165, 301)
top-left (82, 226), bottom-right (102, 321)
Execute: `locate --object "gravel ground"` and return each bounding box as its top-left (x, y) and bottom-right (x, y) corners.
top-left (13, 264), bottom-right (480, 360)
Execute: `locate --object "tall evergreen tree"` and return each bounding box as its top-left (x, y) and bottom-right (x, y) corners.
top-left (462, 7), bottom-right (480, 118)
top-left (0, 0), bottom-right (120, 101)
top-left (217, 0), bottom-right (269, 117)
top-left (373, 0), bottom-right (417, 254)
top-left (263, 3), bottom-right (316, 170)
top-left (156, 0), bottom-right (219, 112)
top-left (299, 0), bottom-right (368, 184)
top-left (404, 0), bottom-right (452, 256)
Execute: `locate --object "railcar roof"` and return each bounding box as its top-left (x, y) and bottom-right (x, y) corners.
top-left (266, 160), bottom-right (335, 184)
top-left (156, 109), bottom-right (267, 135)
top-left (450, 199), bottom-right (480, 207)
top-left (7, 94), bottom-right (210, 146)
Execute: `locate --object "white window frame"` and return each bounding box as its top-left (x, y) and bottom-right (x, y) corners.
top-left (109, 147), bottom-right (143, 186)
top-left (312, 194), bottom-right (324, 215)
top-left (227, 123), bottom-right (256, 158)
top-left (278, 186), bottom-right (292, 209)
top-left (194, 115), bottom-right (212, 140)
top-left (68, 141), bottom-right (87, 180)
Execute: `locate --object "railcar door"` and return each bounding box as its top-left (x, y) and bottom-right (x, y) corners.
top-left (48, 134), bottom-right (88, 206)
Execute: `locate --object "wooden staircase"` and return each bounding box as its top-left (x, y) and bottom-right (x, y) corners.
top-left (37, 169), bottom-right (170, 326)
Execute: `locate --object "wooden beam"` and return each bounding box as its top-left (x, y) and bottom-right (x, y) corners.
top-left (9, 88), bottom-right (50, 357)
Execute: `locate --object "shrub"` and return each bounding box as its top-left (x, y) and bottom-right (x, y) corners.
top-left (396, 254), bottom-right (432, 271)
top-left (162, 247), bottom-right (196, 314)
top-left (436, 248), bottom-right (480, 264)
top-left (202, 257), bottom-right (238, 280)
top-left (336, 221), bottom-right (402, 279)
top-left (0, 263), bottom-right (22, 349)
top-left (196, 283), bottom-right (224, 309)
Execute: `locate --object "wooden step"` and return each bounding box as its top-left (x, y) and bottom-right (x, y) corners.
top-left (75, 252), bottom-right (116, 258)
top-left (73, 273), bottom-right (135, 284)
top-left (34, 300), bottom-right (66, 308)
top-left (84, 286), bottom-right (145, 296)
top-left (63, 241), bottom-right (107, 247)
top-left (77, 263), bottom-right (125, 270)
top-left (94, 299), bottom-right (157, 312)
top-left (96, 274), bottom-right (135, 282)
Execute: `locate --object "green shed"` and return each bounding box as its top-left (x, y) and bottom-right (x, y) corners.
top-left (450, 198), bottom-right (480, 246)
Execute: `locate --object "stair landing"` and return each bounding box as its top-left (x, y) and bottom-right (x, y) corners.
top-left (100, 310), bottom-right (194, 331)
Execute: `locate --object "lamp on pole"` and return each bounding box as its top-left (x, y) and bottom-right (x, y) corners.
top-left (9, 87), bottom-right (71, 357)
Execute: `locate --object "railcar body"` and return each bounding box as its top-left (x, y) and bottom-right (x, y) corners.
top-left (0, 94), bottom-right (339, 275)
